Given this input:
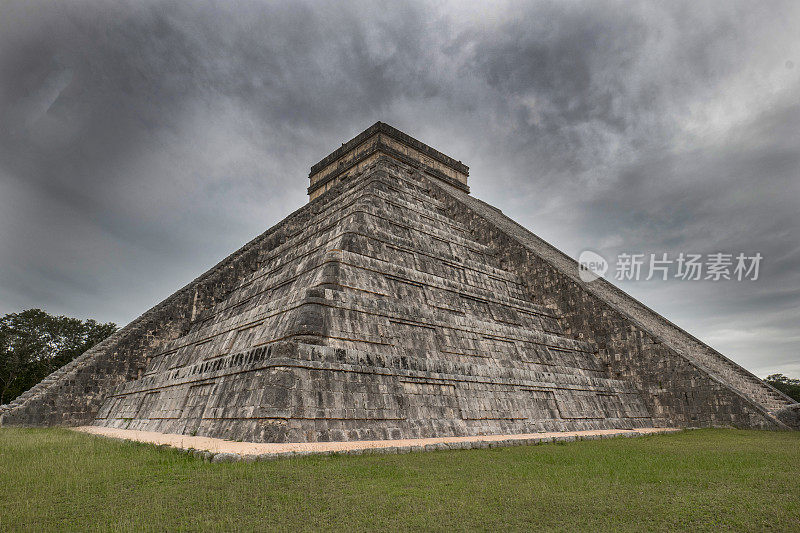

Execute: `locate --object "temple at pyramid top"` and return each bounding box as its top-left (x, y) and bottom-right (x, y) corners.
top-left (308, 122), bottom-right (470, 200)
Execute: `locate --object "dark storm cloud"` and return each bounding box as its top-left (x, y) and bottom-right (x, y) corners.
top-left (1, 0), bottom-right (798, 376)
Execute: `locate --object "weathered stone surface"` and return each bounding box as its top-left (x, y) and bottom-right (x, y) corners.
top-left (774, 404), bottom-right (800, 429)
top-left (210, 452), bottom-right (240, 464)
top-left (423, 172), bottom-right (793, 429)
top-left (1, 123), bottom-right (794, 438)
top-left (308, 122), bottom-right (469, 200)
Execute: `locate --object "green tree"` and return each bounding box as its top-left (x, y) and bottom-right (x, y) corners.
top-left (765, 373), bottom-right (800, 403)
top-left (0, 309), bottom-right (117, 404)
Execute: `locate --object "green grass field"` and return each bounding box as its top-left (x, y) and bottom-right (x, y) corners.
top-left (1, 428), bottom-right (798, 532)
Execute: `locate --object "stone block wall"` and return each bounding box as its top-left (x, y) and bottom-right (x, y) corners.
top-left (0, 171), bottom-right (363, 427)
top-left (4, 154), bottom-right (791, 439)
top-left (420, 165), bottom-right (789, 429)
top-left (82, 160), bottom-right (658, 441)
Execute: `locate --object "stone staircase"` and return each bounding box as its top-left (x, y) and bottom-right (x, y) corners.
top-left (430, 176), bottom-right (796, 423)
top-left (0, 335), bottom-right (117, 419)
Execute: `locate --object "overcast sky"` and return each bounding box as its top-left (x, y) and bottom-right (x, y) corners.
top-left (1, 0), bottom-right (798, 377)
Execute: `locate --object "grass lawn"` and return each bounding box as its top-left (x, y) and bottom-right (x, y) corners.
top-left (0, 428), bottom-right (798, 531)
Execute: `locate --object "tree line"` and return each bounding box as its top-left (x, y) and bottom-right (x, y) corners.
top-left (0, 309), bottom-right (117, 404)
top-left (765, 374), bottom-right (800, 403)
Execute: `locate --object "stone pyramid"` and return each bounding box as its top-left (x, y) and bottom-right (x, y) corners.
top-left (2, 122), bottom-right (796, 441)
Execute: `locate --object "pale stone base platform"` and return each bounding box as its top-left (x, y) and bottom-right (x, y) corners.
top-left (73, 426), bottom-right (681, 463)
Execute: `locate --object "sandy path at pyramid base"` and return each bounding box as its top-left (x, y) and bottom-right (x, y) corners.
top-left (73, 426), bottom-right (681, 459)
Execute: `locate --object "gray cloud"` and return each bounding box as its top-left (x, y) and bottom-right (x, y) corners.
top-left (0, 0), bottom-right (798, 377)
